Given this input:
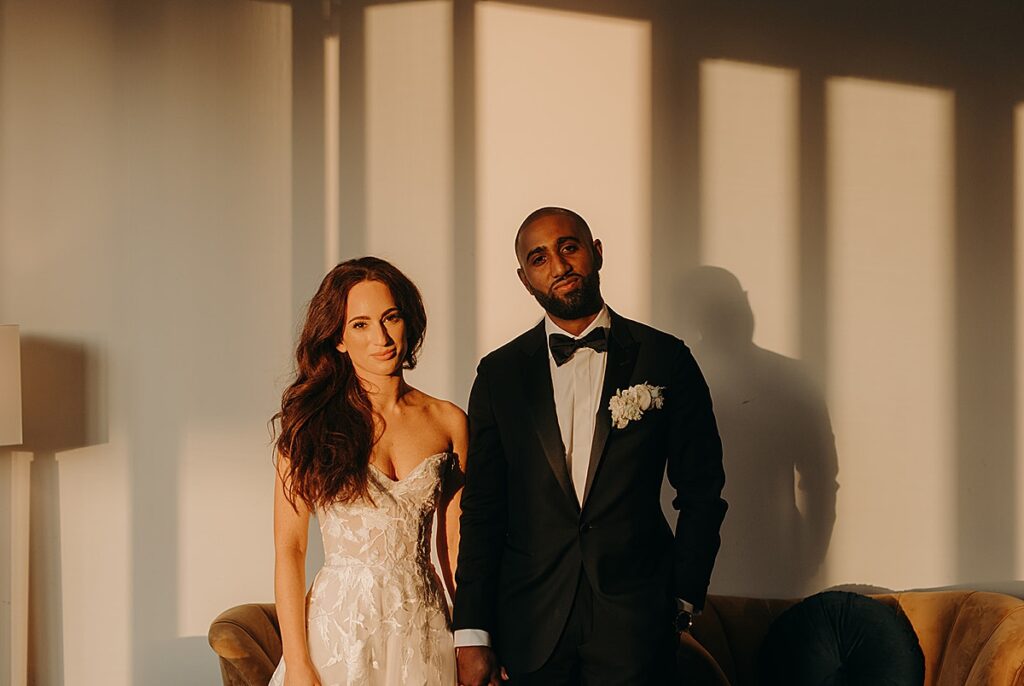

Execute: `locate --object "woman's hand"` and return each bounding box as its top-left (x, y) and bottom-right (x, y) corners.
top-left (283, 658), bottom-right (322, 686)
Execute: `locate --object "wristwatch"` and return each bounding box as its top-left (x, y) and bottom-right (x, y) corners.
top-left (674, 598), bottom-right (698, 634)
top-left (674, 608), bottom-right (694, 634)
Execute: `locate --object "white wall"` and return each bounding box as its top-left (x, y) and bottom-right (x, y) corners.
top-left (825, 78), bottom-right (956, 590)
top-left (1, 1), bottom-right (292, 684)
top-left (2, 1), bottom-right (1023, 684)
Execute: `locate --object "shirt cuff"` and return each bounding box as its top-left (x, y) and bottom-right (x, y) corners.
top-left (454, 629), bottom-right (492, 648)
top-left (677, 598), bottom-right (700, 616)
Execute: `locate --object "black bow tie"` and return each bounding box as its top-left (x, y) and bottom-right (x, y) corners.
top-left (548, 328), bottom-right (608, 366)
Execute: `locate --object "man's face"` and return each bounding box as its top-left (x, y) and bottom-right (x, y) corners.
top-left (516, 214), bottom-right (603, 320)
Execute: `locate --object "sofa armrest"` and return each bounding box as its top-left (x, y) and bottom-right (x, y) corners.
top-left (208, 603), bottom-right (281, 686)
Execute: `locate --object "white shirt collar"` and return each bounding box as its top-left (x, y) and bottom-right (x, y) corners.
top-left (544, 304), bottom-right (611, 340)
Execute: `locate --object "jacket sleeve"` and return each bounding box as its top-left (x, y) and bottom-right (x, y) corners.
top-left (665, 342), bottom-right (728, 611)
top-left (452, 360), bottom-right (508, 633)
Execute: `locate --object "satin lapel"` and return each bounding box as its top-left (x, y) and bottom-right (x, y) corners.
top-left (521, 325), bottom-right (580, 511)
top-left (581, 313), bottom-right (638, 508)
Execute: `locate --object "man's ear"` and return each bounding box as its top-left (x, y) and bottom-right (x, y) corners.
top-left (516, 267), bottom-right (533, 294)
top-left (593, 239), bottom-right (604, 270)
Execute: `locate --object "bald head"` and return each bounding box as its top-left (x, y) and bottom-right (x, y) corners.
top-left (514, 207), bottom-right (594, 260)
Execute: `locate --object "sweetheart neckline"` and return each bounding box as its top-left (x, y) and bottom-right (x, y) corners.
top-left (368, 451), bottom-right (449, 485)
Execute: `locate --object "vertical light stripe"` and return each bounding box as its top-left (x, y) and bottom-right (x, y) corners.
top-left (365, 1), bottom-right (454, 400)
top-left (60, 445), bottom-right (130, 686)
top-left (0, 326), bottom-right (22, 446)
top-left (700, 60), bottom-right (799, 357)
top-left (167, 0), bottom-right (293, 644)
top-left (476, 3), bottom-right (651, 354)
top-left (1015, 103), bottom-right (1024, 577)
top-left (7, 453), bottom-right (32, 686)
top-left (324, 31), bottom-right (340, 270)
top-left (826, 78), bottom-right (955, 590)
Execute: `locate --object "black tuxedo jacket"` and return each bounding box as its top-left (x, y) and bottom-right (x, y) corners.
top-left (452, 309), bottom-right (727, 673)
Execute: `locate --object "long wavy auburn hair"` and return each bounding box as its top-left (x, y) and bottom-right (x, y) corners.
top-left (272, 257), bottom-right (426, 511)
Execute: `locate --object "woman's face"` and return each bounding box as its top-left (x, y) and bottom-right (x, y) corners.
top-left (336, 280), bottom-right (407, 378)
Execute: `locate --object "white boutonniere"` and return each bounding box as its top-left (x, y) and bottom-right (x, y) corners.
top-left (609, 383), bottom-right (665, 429)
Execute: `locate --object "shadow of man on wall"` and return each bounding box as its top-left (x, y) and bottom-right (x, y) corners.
top-left (677, 266), bottom-right (839, 599)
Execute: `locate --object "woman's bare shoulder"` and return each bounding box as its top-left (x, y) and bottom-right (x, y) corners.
top-left (405, 388), bottom-right (466, 431)
top-left (420, 391), bottom-right (466, 421)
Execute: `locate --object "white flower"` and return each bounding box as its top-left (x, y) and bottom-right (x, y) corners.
top-left (609, 382), bottom-right (666, 429)
top-left (635, 385), bottom-right (652, 410)
top-left (650, 385), bottom-right (665, 410)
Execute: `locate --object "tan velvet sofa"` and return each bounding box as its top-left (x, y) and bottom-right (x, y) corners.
top-left (209, 591), bottom-right (1024, 686)
top-left (681, 591), bottom-right (1024, 686)
top-left (209, 604), bottom-right (282, 686)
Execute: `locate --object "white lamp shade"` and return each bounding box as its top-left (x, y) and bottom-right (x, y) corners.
top-left (0, 325), bottom-right (23, 446)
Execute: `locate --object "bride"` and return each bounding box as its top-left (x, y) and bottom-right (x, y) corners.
top-left (269, 257), bottom-right (466, 686)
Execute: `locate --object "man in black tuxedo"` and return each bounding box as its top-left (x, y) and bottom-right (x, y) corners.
top-left (453, 207), bottom-right (727, 685)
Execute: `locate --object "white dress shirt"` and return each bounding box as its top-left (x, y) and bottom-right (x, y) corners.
top-left (547, 306), bottom-right (611, 503)
top-left (454, 307), bottom-right (611, 649)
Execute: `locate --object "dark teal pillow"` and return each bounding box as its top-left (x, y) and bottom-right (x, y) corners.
top-left (759, 591), bottom-right (924, 685)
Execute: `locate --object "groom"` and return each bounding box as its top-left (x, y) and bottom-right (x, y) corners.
top-left (453, 208), bottom-right (727, 685)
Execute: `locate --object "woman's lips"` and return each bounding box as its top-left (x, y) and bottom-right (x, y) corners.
top-left (372, 348), bottom-right (397, 360)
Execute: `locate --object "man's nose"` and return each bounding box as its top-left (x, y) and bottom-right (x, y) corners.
top-left (553, 253), bottom-right (573, 277)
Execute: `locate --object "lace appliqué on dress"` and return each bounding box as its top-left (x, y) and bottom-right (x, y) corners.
top-left (269, 451), bottom-right (456, 686)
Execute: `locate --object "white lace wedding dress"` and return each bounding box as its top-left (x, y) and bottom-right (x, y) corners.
top-left (269, 451), bottom-right (456, 686)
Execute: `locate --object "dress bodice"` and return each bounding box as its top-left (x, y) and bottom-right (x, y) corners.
top-left (268, 450), bottom-right (456, 686)
top-left (316, 451), bottom-right (453, 580)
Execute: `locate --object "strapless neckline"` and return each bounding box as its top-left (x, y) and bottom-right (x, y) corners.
top-left (368, 451), bottom-right (450, 485)
top-left (270, 452), bottom-right (455, 685)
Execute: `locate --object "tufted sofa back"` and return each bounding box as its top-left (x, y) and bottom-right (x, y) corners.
top-left (689, 591), bottom-right (1024, 686)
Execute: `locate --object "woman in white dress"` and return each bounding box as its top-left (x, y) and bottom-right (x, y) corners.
top-left (269, 257), bottom-right (466, 686)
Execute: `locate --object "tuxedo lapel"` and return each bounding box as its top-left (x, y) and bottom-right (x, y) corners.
top-left (520, 321), bottom-right (580, 511)
top-left (581, 310), bottom-right (638, 508)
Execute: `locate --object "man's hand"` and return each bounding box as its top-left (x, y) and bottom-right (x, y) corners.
top-left (457, 646), bottom-right (507, 686)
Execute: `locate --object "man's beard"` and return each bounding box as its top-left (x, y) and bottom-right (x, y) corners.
top-left (530, 271), bottom-right (603, 320)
